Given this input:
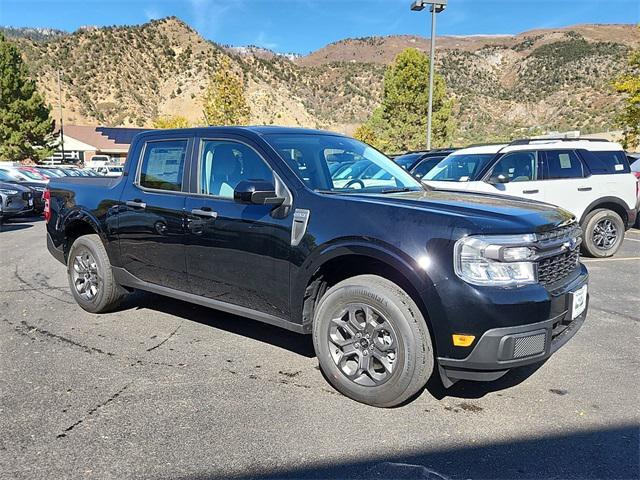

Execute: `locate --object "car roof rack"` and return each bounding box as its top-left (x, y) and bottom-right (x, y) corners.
top-left (508, 137), bottom-right (610, 146)
top-left (403, 147), bottom-right (459, 154)
top-left (464, 142), bottom-right (509, 148)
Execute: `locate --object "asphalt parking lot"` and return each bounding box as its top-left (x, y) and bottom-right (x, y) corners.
top-left (1, 218), bottom-right (639, 480)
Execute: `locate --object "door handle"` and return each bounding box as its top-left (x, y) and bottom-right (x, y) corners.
top-left (191, 208), bottom-right (218, 218)
top-left (126, 199), bottom-right (146, 209)
top-left (578, 187), bottom-right (593, 192)
top-left (522, 189), bottom-right (539, 194)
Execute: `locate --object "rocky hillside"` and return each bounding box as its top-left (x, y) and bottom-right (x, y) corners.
top-left (3, 19), bottom-right (638, 145)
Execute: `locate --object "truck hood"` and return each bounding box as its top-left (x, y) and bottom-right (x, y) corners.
top-left (354, 188), bottom-right (575, 234)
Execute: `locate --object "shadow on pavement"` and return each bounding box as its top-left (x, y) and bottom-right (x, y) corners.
top-left (117, 290), bottom-right (545, 397)
top-left (120, 290), bottom-right (316, 358)
top-left (0, 215), bottom-right (43, 232)
top-left (181, 425), bottom-right (639, 480)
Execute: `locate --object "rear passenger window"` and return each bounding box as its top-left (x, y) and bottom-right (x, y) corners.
top-left (545, 150), bottom-right (584, 179)
top-left (579, 150), bottom-right (631, 174)
top-left (139, 140), bottom-right (188, 191)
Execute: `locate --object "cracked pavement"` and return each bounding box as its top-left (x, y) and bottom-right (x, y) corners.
top-left (1, 218), bottom-right (639, 479)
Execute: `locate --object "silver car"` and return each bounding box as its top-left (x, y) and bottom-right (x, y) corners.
top-left (0, 182), bottom-right (33, 222)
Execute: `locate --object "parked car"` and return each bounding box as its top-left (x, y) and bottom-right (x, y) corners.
top-left (95, 165), bottom-right (124, 177)
top-left (85, 155), bottom-right (111, 171)
top-left (423, 138), bottom-right (638, 257)
top-left (394, 148), bottom-right (458, 179)
top-left (0, 168), bottom-right (46, 213)
top-left (15, 166), bottom-right (49, 181)
top-left (0, 181), bottom-right (33, 222)
top-left (47, 126), bottom-right (589, 407)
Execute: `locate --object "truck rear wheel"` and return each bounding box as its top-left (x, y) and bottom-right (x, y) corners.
top-left (581, 209), bottom-right (625, 258)
top-left (67, 234), bottom-right (125, 313)
top-left (313, 275), bottom-right (433, 407)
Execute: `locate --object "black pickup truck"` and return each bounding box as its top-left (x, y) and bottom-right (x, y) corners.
top-left (46, 126), bottom-right (589, 407)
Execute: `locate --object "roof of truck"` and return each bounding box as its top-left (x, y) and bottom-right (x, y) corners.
top-left (135, 126), bottom-right (345, 138)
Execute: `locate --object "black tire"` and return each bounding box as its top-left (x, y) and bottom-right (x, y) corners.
top-left (67, 234), bottom-right (125, 313)
top-left (313, 275), bottom-right (433, 407)
top-left (580, 209), bottom-right (625, 258)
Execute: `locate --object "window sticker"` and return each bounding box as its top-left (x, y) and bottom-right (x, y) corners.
top-left (614, 164), bottom-right (624, 171)
top-left (559, 153), bottom-right (572, 169)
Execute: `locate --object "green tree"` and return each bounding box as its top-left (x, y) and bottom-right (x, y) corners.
top-left (362, 48), bottom-right (454, 152)
top-left (0, 33), bottom-right (54, 162)
top-left (152, 115), bottom-right (191, 129)
top-left (613, 41), bottom-right (640, 150)
top-left (202, 57), bottom-right (250, 126)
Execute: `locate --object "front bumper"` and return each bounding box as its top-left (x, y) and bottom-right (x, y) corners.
top-left (438, 273), bottom-right (588, 386)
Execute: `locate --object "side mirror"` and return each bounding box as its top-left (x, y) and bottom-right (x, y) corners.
top-left (234, 180), bottom-right (285, 206)
top-left (488, 174), bottom-right (510, 185)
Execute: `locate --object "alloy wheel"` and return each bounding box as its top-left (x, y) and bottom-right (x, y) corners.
top-left (593, 218), bottom-right (618, 251)
top-left (72, 250), bottom-right (100, 300)
top-left (327, 303), bottom-right (399, 387)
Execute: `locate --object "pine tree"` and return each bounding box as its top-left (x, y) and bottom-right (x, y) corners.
top-left (202, 57), bottom-right (250, 126)
top-left (362, 48), bottom-right (454, 152)
top-left (0, 33), bottom-right (54, 162)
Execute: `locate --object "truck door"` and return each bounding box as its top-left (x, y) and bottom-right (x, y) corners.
top-left (471, 150), bottom-right (546, 204)
top-left (116, 137), bottom-right (192, 291)
top-left (184, 136), bottom-right (292, 319)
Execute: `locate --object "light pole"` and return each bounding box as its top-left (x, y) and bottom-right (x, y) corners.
top-left (57, 70), bottom-right (66, 165)
top-left (411, 0), bottom-right (447, 150)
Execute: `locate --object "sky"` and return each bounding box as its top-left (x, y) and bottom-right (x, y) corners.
top-left (0, 0), bottom-right (638, 54)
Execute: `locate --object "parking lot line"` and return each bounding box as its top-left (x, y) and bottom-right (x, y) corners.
top-left (582, 257), bottom-right (640, 263)
top-left (624, 238), bottom-right (640, 242)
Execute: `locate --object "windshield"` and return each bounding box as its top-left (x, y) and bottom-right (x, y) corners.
top-left (0, 169), bottom-right (28, 181)
top-left (19, 169), bottom-right (46, 180)
top-left (424, 153), bottom-right (496, 182)
top-left (265, 134), bottom-right (422, 193)
top-left (394, 153), bottom-right (422, 170)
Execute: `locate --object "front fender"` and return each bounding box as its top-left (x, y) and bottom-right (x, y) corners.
top-left (291, 237), bottom-right (441, 330)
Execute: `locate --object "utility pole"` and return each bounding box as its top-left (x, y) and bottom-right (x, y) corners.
top-left (411, 0), bottom-right (447, 150)
top-left (57, 70), bottom-right (66, 165)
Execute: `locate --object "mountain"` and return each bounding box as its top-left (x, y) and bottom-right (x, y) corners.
top-left (3, 18), bottom-right (639, 145)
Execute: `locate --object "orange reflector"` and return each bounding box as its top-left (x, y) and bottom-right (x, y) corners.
top-left (452, 334), bottom-right (475, 347)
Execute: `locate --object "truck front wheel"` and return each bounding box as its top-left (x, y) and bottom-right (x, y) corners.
top-left (313, 275), bottom-right (434, 407)
top-left (67, 234), bottom-right (126, 313)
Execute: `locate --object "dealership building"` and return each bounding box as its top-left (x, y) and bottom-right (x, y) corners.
top-left (51, 125), bottom-right (149, 165)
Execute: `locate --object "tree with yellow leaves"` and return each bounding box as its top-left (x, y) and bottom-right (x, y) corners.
top-left (152, 115), bottom-right (191, 129)
top-left (614, 36), bottom-right (640, 150)
top-left (202, 57), bottom-right (250, 126)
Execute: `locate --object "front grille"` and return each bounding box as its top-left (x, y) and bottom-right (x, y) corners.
top-left (513, 333), bottom-right (546, 358)
top-left (538, 248), bottom-right (580, 286)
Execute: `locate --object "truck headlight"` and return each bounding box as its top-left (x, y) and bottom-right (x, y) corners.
top-left (0, 189), bottom-right (19, 195)
top-left (454, 235), bottom-right (537, 286)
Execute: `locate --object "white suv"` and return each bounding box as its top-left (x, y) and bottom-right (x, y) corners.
top-left (423, 138), bottom-right (639, 257)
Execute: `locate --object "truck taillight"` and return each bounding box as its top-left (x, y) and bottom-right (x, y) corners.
top-left (44, 189), bottom-right (51, 222)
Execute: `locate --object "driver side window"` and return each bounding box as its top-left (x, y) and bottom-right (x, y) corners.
top-left (491, 151), bottom-right (541, 182)
top-left (199, 140), bottom-right (274, 199)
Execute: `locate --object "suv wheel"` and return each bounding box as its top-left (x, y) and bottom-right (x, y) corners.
top-left (313, 275), bottom-right (433, 407)
top-left (67, 234), bottom-right (126, 313)
top-left (581, 209), bottom-right (625, 258)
